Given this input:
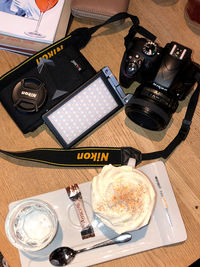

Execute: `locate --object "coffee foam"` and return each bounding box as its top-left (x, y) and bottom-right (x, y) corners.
top-left (91, 164), bottom-right (156, 234)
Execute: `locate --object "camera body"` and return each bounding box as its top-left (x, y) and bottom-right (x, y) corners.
top-left (120, 37), bottom-right (197, 130)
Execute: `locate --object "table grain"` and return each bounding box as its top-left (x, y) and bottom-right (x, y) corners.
top-left (0, 0), bottom-right (200, 266)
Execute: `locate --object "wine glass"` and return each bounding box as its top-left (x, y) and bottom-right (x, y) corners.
top-left (25, 0), bottom-right (59, 38)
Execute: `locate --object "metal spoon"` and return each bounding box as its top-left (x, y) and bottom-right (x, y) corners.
top-left (49, 232), bottom-right (132, 266)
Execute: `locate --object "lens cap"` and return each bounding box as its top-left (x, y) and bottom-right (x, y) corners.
top-left (12, 78), bottom-right (47, 113)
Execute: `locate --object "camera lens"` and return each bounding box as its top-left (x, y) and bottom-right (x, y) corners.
top-left (125, 96), bottom-right (171, 131)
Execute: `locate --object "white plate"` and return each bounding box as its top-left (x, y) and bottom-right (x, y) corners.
top-left (8, 161), bottom-right (187, 267)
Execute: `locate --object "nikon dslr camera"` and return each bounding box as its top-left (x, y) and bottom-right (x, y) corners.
top-left (120, 37), bottom-right (197, 130)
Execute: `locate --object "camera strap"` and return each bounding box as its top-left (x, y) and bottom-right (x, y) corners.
top-left (0, 14), bottom-right (199, 167)
top-left (1, 12), bottom-right (152, 89)
top-left (142, 72), bottom-right (200, 162)
top-left (1, 74), bottom-right (199, 167)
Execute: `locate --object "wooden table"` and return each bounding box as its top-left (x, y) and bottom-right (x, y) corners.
top-left (0, 0), bottom-right (200, 266)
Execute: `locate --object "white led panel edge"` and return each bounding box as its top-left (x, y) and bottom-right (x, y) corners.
top-left (46, 77), bottom-right (119, 145)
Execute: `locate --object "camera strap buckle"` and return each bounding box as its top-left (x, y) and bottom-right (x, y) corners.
top-left (179, 119), bottom-right (191, 140)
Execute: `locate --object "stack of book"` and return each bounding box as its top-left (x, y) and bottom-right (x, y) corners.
top-left (0, 0), bottom-right (72, 56)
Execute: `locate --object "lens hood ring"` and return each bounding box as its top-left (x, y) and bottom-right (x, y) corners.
top-left (125, 97), bottom-right (171, 130)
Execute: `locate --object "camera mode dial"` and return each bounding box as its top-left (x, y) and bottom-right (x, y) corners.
top-left (143, 41), bottom-right (158, 56)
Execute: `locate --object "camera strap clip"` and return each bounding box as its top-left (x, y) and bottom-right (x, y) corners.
top-left (179, 119), bottom-right (191, 140)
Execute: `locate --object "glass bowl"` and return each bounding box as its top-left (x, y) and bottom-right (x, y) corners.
top-left (5, 199), bottom-right (58, 252)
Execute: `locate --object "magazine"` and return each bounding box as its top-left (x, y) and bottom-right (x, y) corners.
top-left (0, 0), bottom-right (66, 44)
top-left (0, 0), bottom-right (72, 55)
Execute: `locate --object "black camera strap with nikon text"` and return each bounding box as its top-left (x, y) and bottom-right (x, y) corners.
top-left (0, 74), bottom-right (199, 167)
top-left (0, 13), bottom-right (200, 167)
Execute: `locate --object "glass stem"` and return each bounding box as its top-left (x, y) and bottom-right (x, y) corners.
top-left (35, 12), bottom-right (44, 33)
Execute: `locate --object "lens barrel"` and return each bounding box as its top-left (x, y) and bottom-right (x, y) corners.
top-left (125, 84), bottom-right (180, 131)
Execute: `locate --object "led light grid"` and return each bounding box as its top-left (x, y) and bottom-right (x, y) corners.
top-left (43, 71), bottom-right (124, 148)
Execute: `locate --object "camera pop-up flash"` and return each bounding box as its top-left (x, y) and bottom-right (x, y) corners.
top-left (43, 67), bottom-right (131, 148)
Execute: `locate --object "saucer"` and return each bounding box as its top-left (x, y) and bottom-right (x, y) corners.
top-left (8, 161), bottom-right (187, 267)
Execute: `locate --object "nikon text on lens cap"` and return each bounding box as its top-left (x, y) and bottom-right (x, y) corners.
top-left (12, 78), bottom-right (47, 113)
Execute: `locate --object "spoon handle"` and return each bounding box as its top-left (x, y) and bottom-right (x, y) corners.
top-left (77, 232), bottom-right (132, 253)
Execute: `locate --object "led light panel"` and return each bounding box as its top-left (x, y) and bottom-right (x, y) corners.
top-left (43, 67), bottom-right (126, 148)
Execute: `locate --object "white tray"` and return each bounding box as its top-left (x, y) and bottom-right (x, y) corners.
top-left (8, 161), bottom-right (187, 267)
